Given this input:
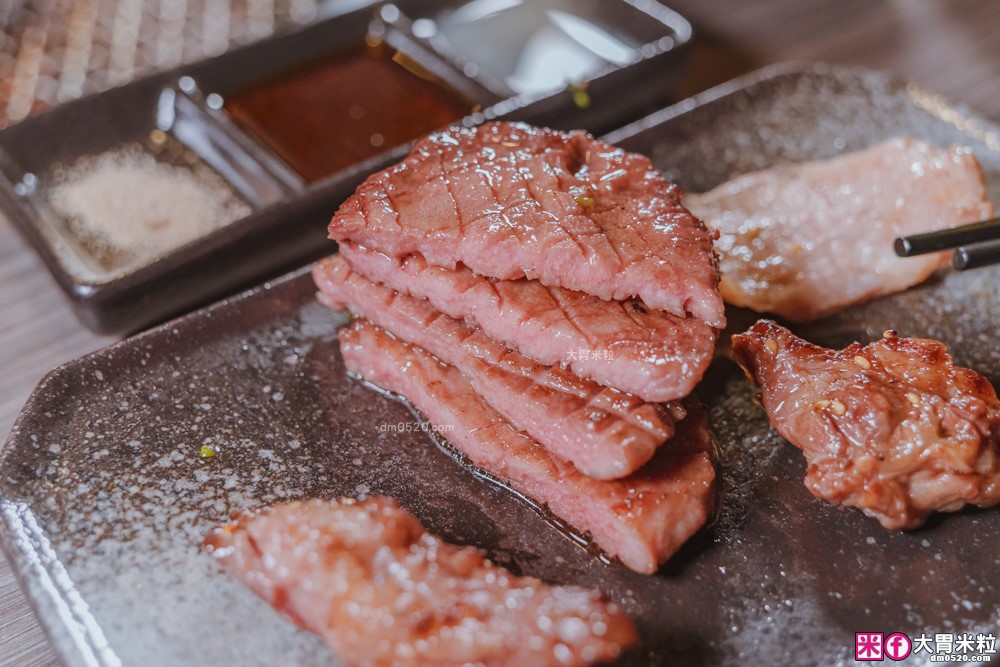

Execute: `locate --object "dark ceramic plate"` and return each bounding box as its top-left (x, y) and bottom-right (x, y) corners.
top-left (2, 63), bottom-right (1000, 667)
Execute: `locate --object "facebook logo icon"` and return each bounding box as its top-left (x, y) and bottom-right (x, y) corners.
top-left (885, 633), bottom-right (912, 660)
top-left (856, 632), bottom-right (912, 661)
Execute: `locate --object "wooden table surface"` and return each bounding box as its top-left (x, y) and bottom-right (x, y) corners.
top-left (2, 1), bottom-right (999, 664)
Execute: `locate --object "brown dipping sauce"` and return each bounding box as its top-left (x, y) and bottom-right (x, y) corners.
top-left (226, 44), bottom-right (474, 182)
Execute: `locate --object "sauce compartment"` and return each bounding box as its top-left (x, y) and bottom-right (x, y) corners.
top-left (395, 0), bottom-right (692, 133)
top-left (421, 0), bottom-right (687, 97)
top-left (19, 133), bottom-right (252, 281)
top-left (186, 2), bottom-right (494, 188)
top-left (224, 42), bottom-right (476, 183)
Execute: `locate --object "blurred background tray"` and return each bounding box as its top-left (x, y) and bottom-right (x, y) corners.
top-left (0, 0), bottom-right (691, 335)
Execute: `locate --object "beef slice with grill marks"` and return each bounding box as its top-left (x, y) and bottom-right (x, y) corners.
top-left (327, 121), bottom-right (724, 328)
top-left (339, 243), bottom-right (717, 403)
top-left (339, 319), bottom-right (717, 573)
top-left (315, 255), bottom-right (678, 480)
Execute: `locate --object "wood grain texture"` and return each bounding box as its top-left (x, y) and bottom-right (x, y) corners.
top-left (1, 1), bottom-right (999, 665)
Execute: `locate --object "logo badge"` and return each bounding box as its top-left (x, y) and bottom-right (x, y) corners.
top-left (856, 632), bottom-right (884, 661)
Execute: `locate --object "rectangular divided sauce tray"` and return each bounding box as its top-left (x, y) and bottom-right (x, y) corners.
top-left (0, 0), bottom-right (691, 335)
top-left (2, 63), bottom-right (999, 666)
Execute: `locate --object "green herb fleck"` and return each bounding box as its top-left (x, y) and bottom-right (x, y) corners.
top-left (568, 82), bottom-right (591, 109)
top-left (199, 445), bottom-right (217, 459)
top-left (574, 195), bottom-right (594, 208)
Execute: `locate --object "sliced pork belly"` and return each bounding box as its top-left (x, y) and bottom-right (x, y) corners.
top-left (206, 497), bottom-right (637, 667)
top-left (328, 121), bottom-right (724, 328)
top-left (339, 320), bottom-right (717, 573)
top-left (339, 243), bottom-right (717, 402)
top-left (687, 138), bottom-right (993, 321)
top-left (732, 320), bottom-right (1000, 529)
top-left (315, 255), bottom-right (676, 480)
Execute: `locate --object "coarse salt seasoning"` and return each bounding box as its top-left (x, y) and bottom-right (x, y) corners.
top-left (47, 143), bottom-right (251, 271)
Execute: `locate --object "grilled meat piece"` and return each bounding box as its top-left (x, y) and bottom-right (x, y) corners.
top-left (338, 243), bottom-right (717, 402)
top-left (206, 497), bottom-right (637, 667)
top-left (687, 138), bottom-right (993, 321)
top-left (327, 121), bottom-right (724, 327)
top-left (339, 319), bottom-right (717, 573)
top-left (732, 320), bottom-right (1000, 529)
top-left (315, 255), bottom-right (678, 480)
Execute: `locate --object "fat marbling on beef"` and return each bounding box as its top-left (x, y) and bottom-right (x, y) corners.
top-left (732, 320), bottom-right (1000, 529)
top-left (327, 121), bottom-right (724, 328)
top-left (206, 497), bottom-right (637, 667)
top-left (314, 255), bottom-right (678, 480)
top-left (687, 138), bottom-right (993, 321)
top-left (339, 242), bottom-right (717, 403)
top-left (339, 319), bottom-right (718, 573)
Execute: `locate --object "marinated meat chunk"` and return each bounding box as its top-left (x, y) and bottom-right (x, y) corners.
top-left (328, 121), bottom-right (724, 327)
top-left (315, 255), bottom-right (677, 480)
top-left (732, 320), bottom-right (1000, 529)
top-left (339, 319), bottom-right (717, 572)
top-left (687, 138), bottom-right (993, 321)
top-left (339, 243), bottom-right (717, 402)
top-left (206, 497), bottom-right (637, 667)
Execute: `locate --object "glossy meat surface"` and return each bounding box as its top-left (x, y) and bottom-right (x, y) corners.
top-left (206, 497), bottom-right (637, 667)
top-left (339, 243), bottom-right (717, 402)
top-left (328, 121), bottom-right (724, 327)
top-left (687, 138), bottom-right (993, 321)
top-left (339, 320), bottom-right (717, 573)
top-left (314, 255), bottom-right (676, 480)
top-left (732, 320), bottom-right (1000, 529)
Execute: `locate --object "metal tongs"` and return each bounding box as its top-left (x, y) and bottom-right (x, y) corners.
top-left (894, 216), bottom-right (1000, 269)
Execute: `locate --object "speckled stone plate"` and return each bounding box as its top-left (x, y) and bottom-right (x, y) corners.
top-left (3, 63), bottom-right (1000, 667)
